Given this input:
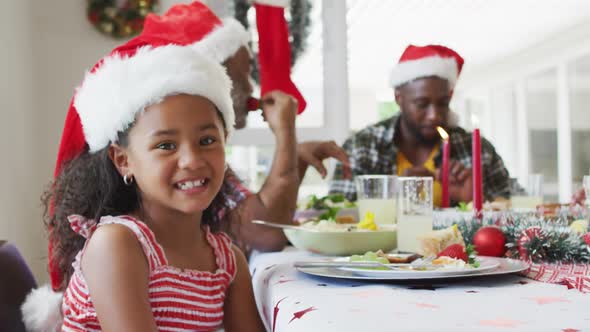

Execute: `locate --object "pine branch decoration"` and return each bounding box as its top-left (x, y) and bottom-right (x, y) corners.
top-left (437, 213), bottom-right (590, 264)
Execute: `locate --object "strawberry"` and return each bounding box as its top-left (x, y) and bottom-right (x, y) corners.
top-left (583, 233), bottom-right (590, 247)
top-left (437, 244), bottom-right (468, 262)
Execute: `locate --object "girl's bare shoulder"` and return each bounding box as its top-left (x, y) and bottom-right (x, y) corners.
top-left (82, 223), bottom-right (148, 274)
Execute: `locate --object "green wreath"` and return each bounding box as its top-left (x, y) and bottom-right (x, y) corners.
top-left (87, 0), bottom-right (159, 39)
top-left (233, 0), bottom-right (312, 83)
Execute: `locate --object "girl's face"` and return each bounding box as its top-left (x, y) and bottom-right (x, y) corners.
top-left (111, 94), bottom-right (226, 217)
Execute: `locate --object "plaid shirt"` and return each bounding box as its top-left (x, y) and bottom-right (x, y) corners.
top-left (329, 115), bottom-right (514, 203)
top-left (213, 168), bottom-right (251, 223)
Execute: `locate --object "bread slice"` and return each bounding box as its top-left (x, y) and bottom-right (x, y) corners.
top-left (418, 224), bottom-right (465, 257)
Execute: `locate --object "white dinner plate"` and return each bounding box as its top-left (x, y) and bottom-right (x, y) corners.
top-left (296, 257), bottom-right (528, 281)
top-left (338, 257), bottom-right (499, 278)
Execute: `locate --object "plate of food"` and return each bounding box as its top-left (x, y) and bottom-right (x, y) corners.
top-left (294, 255), bottom-right (527, 281)
top-left (335, 250), bottom-right (499, 278)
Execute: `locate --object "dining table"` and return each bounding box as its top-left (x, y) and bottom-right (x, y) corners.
top-left (249, 246), bottom-right (590, 332)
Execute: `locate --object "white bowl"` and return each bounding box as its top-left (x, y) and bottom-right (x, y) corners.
top-left (283, 227), bottom-right (397, 256)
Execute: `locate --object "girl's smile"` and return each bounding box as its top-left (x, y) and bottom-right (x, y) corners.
top-left (174, 177), bottom-right (209, 193)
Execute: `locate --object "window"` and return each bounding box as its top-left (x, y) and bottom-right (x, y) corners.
top-left (526, 69), bottom-right (558, 201)
top-left (569, 54), bottom-right (590, 190)
top-left (227, 1), bottom-right (331, 201)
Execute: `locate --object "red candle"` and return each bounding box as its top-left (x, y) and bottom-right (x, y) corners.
top-left (472, 128), bottom-right (483, 216)
top-left (437, 126), bottom-right (450, 208)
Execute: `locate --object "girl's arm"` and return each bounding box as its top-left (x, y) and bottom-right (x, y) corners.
top-left (223, 246), bottom-right (266, 332)
top-left (81, 224), bottom-right (158, 332)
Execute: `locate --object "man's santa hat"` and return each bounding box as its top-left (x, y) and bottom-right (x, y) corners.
top-left (389, 44), bottom-right (464, 88)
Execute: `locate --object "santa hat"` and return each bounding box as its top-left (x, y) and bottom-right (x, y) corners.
top-left (253, 0), bottom-right (307, 113)
top-left (389, 44), bottom-right (464, 88)
top-left (75, 44), bottom-right (233, 152)
top-left (54, 1), bottom-right (248, 178)
top-left (118, 1), bottom-right (250, 63)
top-left (134, 0), bottom-right (307, 114)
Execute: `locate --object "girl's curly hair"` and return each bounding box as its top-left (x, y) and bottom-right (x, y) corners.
top-left (44, 130), bottom-right (233, 291)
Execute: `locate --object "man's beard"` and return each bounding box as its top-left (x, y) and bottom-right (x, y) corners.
top-left (400, 112), bottom-right (440, 145)
top-left (231, 81), bottom-right (250, 129)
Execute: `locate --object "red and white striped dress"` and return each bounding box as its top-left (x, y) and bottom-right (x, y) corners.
top-left (61, 215), bottom-right (236, 331)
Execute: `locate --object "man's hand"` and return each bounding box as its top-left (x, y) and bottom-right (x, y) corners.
top-left (260, 90), bottom-right (297, 134)
top-left (402, 166), bottom-right (434, 177)
top-left (297, 141), bottom-right (351, 179)
top-left (436, 160), bottom-right (473, 203)
top-left (572, 188), bottom-right (586, 205)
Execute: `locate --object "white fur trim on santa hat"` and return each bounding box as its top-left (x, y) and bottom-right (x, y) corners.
top-left (389, 56), bottom-right (458, 88)
top-left (252, 0), bottom-right (290, 8)
top-left (21, 285), bottom-right (63, 332)
top-left (191, 18), bottom-right (250, 63)
top-left (74, 44), bottom-right (234, 153)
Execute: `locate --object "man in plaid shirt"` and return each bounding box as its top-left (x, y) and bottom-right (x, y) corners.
top-left (330, 45), bottom-right (515, 206)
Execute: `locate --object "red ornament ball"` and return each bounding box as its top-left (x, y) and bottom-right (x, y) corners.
top-left (473, 226), bottom-right (506, 257)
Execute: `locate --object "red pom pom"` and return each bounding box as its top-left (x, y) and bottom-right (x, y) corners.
top-left (473, 226), bottom-right (506, 257)
top-left (247, 97), bottom-right (260, 111)
top-left (582, 232), bottom-right (590, 247)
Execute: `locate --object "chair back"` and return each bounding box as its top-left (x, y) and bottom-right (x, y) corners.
top-left (0, 241), bottom-right (37, 332)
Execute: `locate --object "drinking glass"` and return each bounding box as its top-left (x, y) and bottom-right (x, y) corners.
top-left (511, 173), bottom-right (544, 209)
top-left (583, 175), bottom-right (590, 206)
top-left (396, 177), bottom-right (433, 253)
top-left (355, 175), bottom-right (397, 225)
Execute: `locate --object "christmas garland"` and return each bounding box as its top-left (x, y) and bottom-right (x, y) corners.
top-left (438, 213), bottom-right (590, 264)
top-left (87, 0), bottom-right (159, 39)
top-left (233, 0), bottom-right (312, 83)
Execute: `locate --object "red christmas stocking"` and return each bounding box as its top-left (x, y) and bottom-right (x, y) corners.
top-left (255, 3), bottom-right (307, 114)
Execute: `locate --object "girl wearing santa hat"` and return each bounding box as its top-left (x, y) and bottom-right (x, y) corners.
top-left (25, 34), bottom-right (267, 332)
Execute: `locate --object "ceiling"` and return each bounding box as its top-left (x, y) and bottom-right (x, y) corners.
top-left (293, 0), bottom-right (590, 89)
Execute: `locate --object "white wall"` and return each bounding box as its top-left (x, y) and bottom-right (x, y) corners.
top-left (0, 0), bottom-right (122, 284)
top-left (0, 0), bottom-right (42, 279)
top-left (33, 1), bottom-right (120, 183)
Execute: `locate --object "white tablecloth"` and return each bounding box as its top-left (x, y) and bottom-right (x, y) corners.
top-left (249, 247), bottom-right (590, 332)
